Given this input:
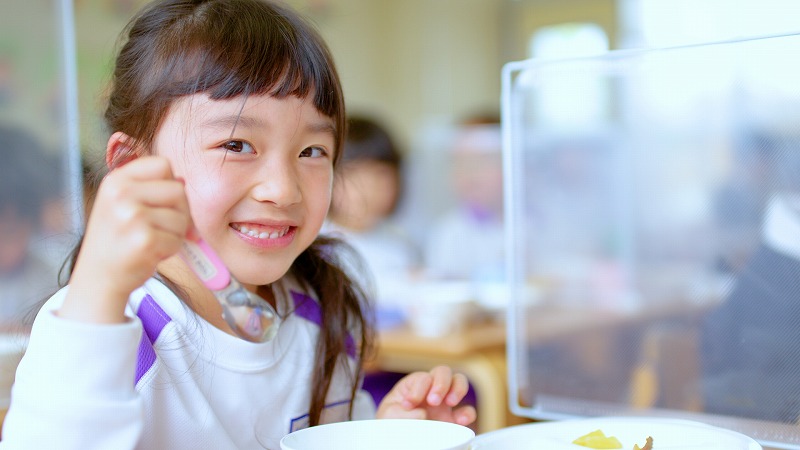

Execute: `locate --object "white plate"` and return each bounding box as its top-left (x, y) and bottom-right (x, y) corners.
top-left (470, 417), bottom-right (761, 450)
top-left (280, 419), bottom-right (475, 450)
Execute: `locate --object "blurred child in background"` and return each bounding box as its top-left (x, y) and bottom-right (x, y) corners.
top-left (0, 124), bottom-right (60, 327)
top-left (424, 117), bottom-right (505, 284)
top-left (325, 115), bottom-right (420, 328)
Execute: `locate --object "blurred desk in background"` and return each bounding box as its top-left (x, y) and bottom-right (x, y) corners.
top-left (369, 301), bottom-right (715, 434)
top-left (369, 319), bottom-right (527, 433)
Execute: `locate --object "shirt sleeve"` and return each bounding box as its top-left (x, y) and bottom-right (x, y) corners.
top-left (0, 287), bottom-right (144, 449)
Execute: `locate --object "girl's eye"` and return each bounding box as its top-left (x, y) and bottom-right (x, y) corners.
top-left (222, 140), bottom-right (255, 154)
top-left (299, 146), bottom-right (328, 158)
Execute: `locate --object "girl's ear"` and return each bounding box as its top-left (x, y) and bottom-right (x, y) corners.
top-left (105, 131), bottom-right (139, 169)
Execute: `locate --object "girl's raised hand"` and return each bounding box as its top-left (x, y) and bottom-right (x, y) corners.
top-left (376, 365), bottom-right (477, 427)
top-left (59, 156), bottom-right (192, 324)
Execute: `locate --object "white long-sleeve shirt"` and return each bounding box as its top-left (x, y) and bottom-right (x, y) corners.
top-left (0, 275), bottom-right (375, 449)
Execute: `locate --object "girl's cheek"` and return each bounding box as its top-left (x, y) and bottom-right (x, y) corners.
top-left (184, 182), bottom-right (225, 227)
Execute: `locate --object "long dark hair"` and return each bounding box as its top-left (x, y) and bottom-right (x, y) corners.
top-left (72, 0), bottom-right (372, 427)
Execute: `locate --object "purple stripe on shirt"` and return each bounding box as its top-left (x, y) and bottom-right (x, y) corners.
top-left (290, 290), bottom-right (356, 359)
top-left (138, 294), bottom-right (171, 342)
top-left (134, 294), bottom-right (172, 385)
top-left (135, 336), bottom-right (156, 386)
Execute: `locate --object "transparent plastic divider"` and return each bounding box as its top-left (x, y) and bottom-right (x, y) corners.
top-left (503, 33), bottom-right (800, 449)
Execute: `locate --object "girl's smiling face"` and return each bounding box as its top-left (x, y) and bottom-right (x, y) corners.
top-left (154, 93), bottom-right (335, 289)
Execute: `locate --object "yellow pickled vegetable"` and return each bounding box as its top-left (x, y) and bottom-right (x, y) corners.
top-left (572, 429), bottom-right (623, 449)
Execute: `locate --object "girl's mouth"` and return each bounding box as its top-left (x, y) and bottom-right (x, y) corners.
top-left (230, 223), bottom-right (292, 240)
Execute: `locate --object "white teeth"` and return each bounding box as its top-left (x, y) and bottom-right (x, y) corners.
top-left (233, 224), bottom-right (289, 240)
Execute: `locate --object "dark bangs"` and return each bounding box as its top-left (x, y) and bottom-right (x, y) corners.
top-left (111, 0), bottom-right (345, 162)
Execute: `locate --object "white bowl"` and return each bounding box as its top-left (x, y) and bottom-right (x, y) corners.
top-left (280, 419), bottom-right (475, 450)
top-left (406, 281), bottom-right (478, 337)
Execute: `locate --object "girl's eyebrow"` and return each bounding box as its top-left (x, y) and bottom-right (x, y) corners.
top-left (201, 115), bottom-right (335, 136)
top-left (201, 115), bottom-right (263, 131)
top-left (307, 120), bottom-right (336, 136)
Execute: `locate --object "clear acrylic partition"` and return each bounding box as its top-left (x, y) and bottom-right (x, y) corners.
top-left (503, 33), bottom-right (800, 449)
top-left (0, 1), bottom-right (82, 332)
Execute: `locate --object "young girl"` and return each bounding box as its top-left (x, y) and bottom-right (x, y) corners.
top-left (0, 0), bottom-right (475, 448)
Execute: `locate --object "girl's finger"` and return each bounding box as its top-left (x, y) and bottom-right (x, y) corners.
top-left (453, 405), bottom-right (477, 426)
top-left (445, 372), bottom-right (470, 406)
top-left (146, 207), bottom-right (192, 238)
top-left (109, 155), bottom-right (175, 181)
top-left (132, 179), bottom-right (190, 208)
top-left (426, 365), bottom-right (453, 406)
top-left (102, 194), bottom-right (189, 237)
top-left (101, 178), bottom-right (188, 210)
top-left (399, 373), bottom-right (433, 409)
top-left (133, 227), bottom-right (187, 263)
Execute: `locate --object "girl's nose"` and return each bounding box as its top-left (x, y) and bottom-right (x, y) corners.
top-left (250, 162), bottom-right (302, 207)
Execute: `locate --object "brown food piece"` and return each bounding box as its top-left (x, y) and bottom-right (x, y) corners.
top-left (633, 436), bottom-right (653, 450)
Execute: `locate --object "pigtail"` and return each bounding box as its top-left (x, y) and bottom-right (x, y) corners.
top-left (292, 236), bottom-right (375, 426)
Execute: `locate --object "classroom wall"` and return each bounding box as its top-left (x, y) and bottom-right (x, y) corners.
top-left (8, 0), bottom-right (617, 165)
top-left (285, 0), bottom-right (616, 154)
